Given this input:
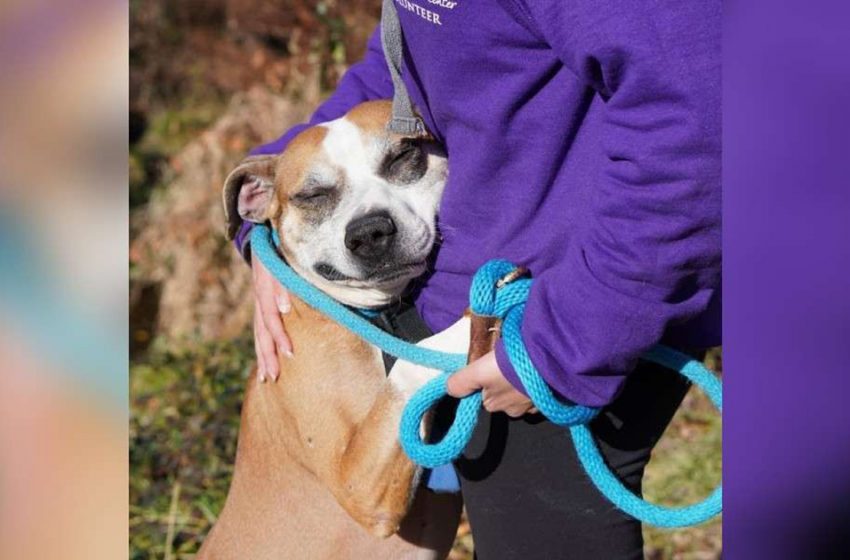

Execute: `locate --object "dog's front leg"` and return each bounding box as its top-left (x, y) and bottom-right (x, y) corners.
top-left (332, 384), bottom-right (419, 537)
top-left (331, 316), bottom-right (471, 537)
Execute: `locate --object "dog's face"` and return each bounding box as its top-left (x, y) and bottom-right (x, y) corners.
top-left (224, 101), bottom-right (448, 307)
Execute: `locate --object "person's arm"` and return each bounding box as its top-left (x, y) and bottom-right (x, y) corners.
top-left (492, 0), bottom-right (721, 406)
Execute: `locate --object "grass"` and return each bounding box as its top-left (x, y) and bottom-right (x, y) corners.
top-left (130, 336), bottom-right (252, 559)
top-left (642, 371), bottom-right (723, 559)
top-left (130, 340), bottom-right (721, 559)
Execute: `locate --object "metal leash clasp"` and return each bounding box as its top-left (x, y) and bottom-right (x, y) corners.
top-left (495, 266), bottom-right (529, 290)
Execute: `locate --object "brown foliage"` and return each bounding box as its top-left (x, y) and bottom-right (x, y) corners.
top-left (130, 0), bottom-right (380, 112)
top-left (131, 88), bottom-right (311, 341)
top-left (130, 1), bottom-right (381, 342)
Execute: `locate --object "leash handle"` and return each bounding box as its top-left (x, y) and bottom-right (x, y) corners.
top-left (469, 260), bottom-right (601, 426)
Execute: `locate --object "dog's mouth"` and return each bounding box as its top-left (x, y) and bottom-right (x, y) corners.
top-left (367, 260), bottom-right (427, 283)
top-left (313, 260), bottom-right (427, 285)
top-left (314, 262), bottom-right (356, 282)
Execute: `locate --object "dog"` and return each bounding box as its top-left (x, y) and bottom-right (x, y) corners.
top-left (198, 101), bottom-right (484, 559)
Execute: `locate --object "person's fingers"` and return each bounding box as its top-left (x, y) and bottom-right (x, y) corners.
top-left (504, 404), bottom-right (531, 418)
top-left (258, 331), bottom-right (279, 381)
top-left (260, 302), bottom-right (292, 358)
top-left (483, 397), bottom-right (530, 417)
top-left (253, 312), bottom-right (267, 383)
top-left (276, 289), bottom-right (291, 314)
top-left (446, 365), bottom-right (485, 398)
top-left (483, 393), bottom-right (507, 413)
top-left (254, 261), bottom-right (293, 357)
top-left (481, 385), bottom-right (533, 416)
top-left (255, 307), bottom-right (280, 381)
top-left (257, 282), bottom-right (290, 351)
top-left (274, 289), bottom-right (294, 354)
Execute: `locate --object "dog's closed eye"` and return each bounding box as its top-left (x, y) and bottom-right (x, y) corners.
top-left (381, 140), bottom-right (427, 184)
top-left (292, 189), bottom-right (330, 202)
top-left (290, 185), bottom-right (336, 206)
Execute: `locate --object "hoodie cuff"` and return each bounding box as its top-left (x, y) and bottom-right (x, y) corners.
top-left (495, 337), bottom-right (579, 407)
top-left (494, 338), bottom-right (529, 397)
top-left (233, 221), bottom-right (254, 265)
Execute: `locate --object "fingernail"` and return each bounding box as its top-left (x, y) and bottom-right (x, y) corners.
top-left (277, 295), bottom-right (291, 314)
top-left (259, 374), bottom-right (267, 383)
top-left (283, 349), bottom-right (294, 359)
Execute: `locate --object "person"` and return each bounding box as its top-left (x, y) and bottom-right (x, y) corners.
top-left (229, 1), bottom-right (720, 557)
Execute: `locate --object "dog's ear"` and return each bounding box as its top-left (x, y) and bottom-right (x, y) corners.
top-left (222, 155), bottom-right (279, 240)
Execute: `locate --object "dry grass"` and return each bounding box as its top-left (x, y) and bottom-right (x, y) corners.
top-left (642, 374), bottom-right (722, 559)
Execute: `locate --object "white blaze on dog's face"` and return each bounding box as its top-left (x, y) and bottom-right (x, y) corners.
top-left (224, 101), bottom-right (448, 308)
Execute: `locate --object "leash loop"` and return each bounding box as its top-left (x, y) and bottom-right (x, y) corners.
top-left (250, 224), bottom-right (722, 528)
top-left (398, 372), bottom-right (483, 468)
top-left (466, 260), bottom-right (601, 425)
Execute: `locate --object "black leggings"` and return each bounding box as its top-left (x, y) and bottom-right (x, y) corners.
top-left (376, 304), bottom-right (692, 560)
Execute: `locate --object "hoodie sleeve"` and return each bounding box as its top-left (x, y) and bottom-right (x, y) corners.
top-left (493, 0), bottom-right (721, 406)
top-left (232, 26), bottom-right (393, 257)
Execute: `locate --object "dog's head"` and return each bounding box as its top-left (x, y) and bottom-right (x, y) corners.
top-left (223, 101), bottom-right (447, 308)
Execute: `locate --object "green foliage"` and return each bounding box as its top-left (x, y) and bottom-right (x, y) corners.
top-left (642, 350), bottom-right (723, 559)
top-left (130, 101), bottom-right (226, 210)
top-left (147, 103), bottom-right (227, 155)
top-left (130, 336), bottom-right (253, 559)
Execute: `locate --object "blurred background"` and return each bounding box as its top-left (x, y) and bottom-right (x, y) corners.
top-left (127, 1), bottom-right (721, 558)
top-left (1, 0), bottom-right (128, 559)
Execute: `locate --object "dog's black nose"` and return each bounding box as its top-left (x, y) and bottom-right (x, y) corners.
top-left (344, 212), bottom-right (397, 261)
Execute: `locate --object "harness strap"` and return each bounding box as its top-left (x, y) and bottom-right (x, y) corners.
top-left (381, 0), bottom-right (427, 136)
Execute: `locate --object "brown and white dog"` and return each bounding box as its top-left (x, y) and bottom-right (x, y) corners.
top-left (199, 101), bottom-right (481, 559)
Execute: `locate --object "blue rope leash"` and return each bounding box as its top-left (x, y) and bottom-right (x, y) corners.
top-left (251, 225), bottom-right (722, 528)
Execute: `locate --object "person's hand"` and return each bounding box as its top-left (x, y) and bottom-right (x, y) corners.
top-left (252, 256), bottom-right (293, 382)
top-left (446, 351), bottom-right (536, 417)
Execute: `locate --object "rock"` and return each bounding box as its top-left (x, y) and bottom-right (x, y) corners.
top-left (131, 87), bottom-right (311, 341)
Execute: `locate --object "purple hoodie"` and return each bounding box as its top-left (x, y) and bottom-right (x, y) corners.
top-left (247, 0), bottom-right (721, 407)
